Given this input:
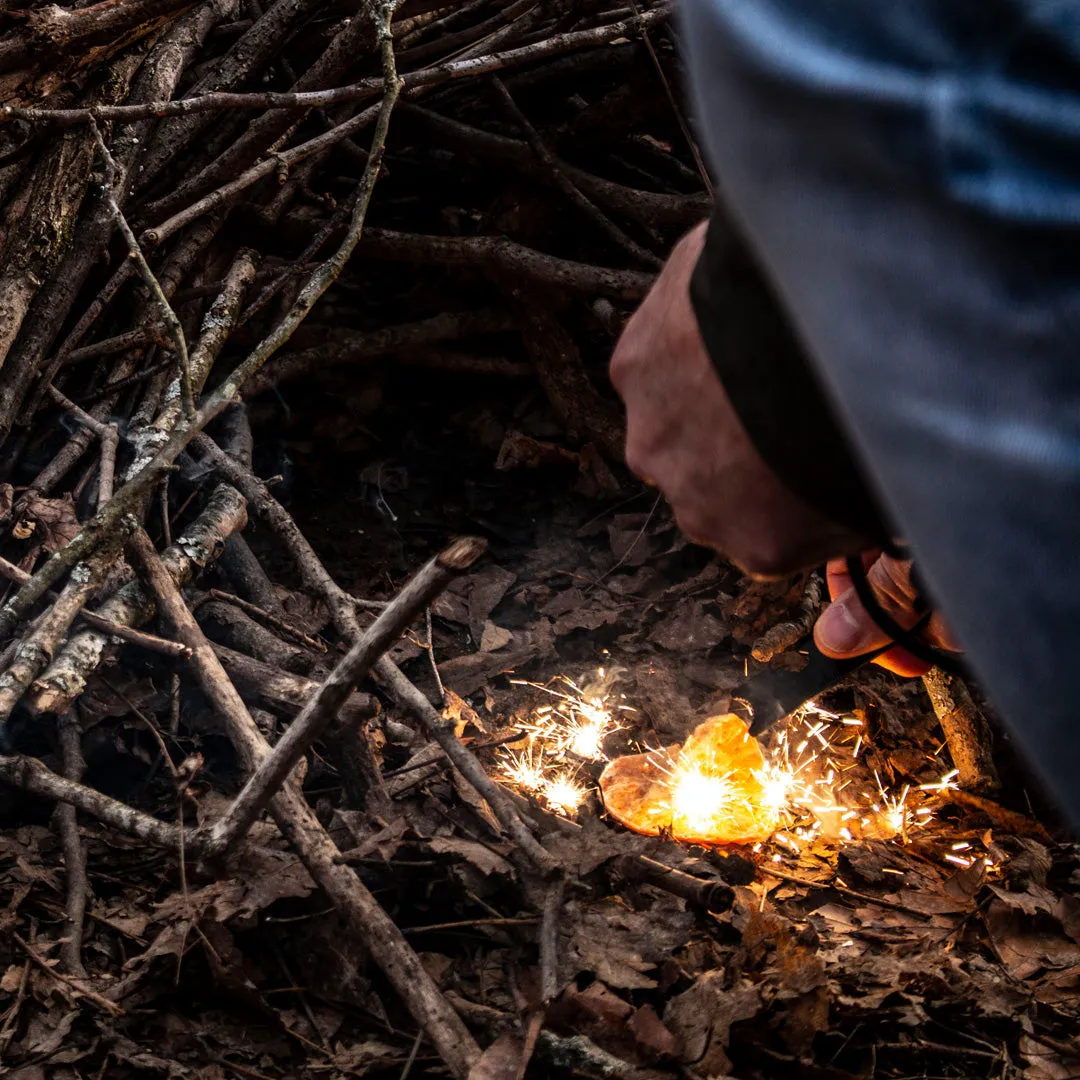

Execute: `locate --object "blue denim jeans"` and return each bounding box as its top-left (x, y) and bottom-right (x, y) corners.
top-left (680, 0), bottom-right (1080, 822)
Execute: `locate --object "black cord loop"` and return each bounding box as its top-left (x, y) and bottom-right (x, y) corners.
top-left (844, 556), bottom-right (965, 674)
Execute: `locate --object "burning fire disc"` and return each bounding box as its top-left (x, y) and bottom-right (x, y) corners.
top-left (599, 713), bottom-right (775, 845)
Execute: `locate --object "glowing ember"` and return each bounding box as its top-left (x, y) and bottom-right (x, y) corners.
top-left (599, 714), bottom-right (776, 844)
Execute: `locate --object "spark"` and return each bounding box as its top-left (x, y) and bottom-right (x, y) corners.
top-left (543, 773), bottom-right (587, 814)
top-left (499, 745), bottom-right (546, 792)
top-left (670, 763), bottom-right (739, 834)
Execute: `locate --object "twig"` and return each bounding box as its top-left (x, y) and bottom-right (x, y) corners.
top-left (193, 436), bottom-right (557, 877)
top-left (751, 571), bottom-right (825, 663)
top-left (0, 553), bottom-right (191, 659)
top-left (211, 642), bottom-right (377, 726)
top-left (404, 917), bottom-right (538, 934)
top-left (491, 76), bottom-right (662, 268)
top-left (191, 434), bottom-right (378, 627)
top-left (56, 712), bottom-right (89, 977)
top-left (13, 933), bottom-right (124, 1017)
top-left (207, 588), bottom-right (324, 651)
top-left (129, 512), bottom-right (482, 1077)
top-left (374, 657), bottom-right (561, 877)
top-left (46, 386), bottom-right (120, 510)
top-left (90, 120), bottom-right (194, 418)
top-left (539, 876), bottom-right (565, 1004)
top-left (611, 853), bottom-right (734, 912)
top-left (358, 228), bottom-right (654, 300)
top-left (0, 18), bottom-right (397, 642)
top-left (151, 250), bottom-right (258, 435)
top-left (205, 537), bottom-right (486, 855)
top-left (0, 541), bottom-right (124, 727)
top-left (0, 754), bottom-right (188, 850)
top-left (922, 668), bottom-right (1000, 793)
top-left (25, 485), bottom-right (248, 717)
top-left (424, 607), bottom-right (445, 706)
top-left (758, 866), bottom-right (933, 919)
top-left (8, 8), bottom-right (671, 127)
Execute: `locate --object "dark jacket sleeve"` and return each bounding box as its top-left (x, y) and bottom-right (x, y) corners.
top-left (689, 207), bottom-right (891, 542)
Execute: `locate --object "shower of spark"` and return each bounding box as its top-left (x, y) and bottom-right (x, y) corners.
top-left (497, 668), bottom-right (981, 869)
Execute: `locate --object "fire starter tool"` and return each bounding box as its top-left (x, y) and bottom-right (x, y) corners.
top-left (732, 634), bottom-right (890, 737)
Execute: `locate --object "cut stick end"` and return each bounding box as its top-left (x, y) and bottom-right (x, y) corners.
top-left (436, 535), bottom-right (487, 571)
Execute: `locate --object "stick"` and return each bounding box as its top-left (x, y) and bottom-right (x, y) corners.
top-left (751, 571), bottom-right (825, 663)
top-left (191, 439), bottom-right (557, 876)
top-left (46, 386), bottom-right (120, 510)
top-left (206, 588), bottom-right (323, 651)
top-left (0, 22), bottom-right (396, 641)
top-left (26, 485), bottom-right (248, 716)
top-left (90, 120), bottom-right (195, 418)
top-left (205, 537), bottom-right (486, 854)
top-left (129, 513), bottom-right (481, 1078)
top-left (151, 250), bottom-right (257, 434)
top-left (0, 542), bottom-right (124, 727)
top-left (56, 712), bottom-right (89, 977)
top-left (922, 668), bottom-right (1000, 793)
top-left (8, 8), bottom-right (671, 126)
top-left (191, 433), bottom-right (380, 625)
top-left (211, 642), bottom-right (377, 726)
top-left (13, 933), bottom-right (124, 1017)
top-left (491, 76), bottom-right (661, 269)
top-left (357, 229), bottom-right (654, 300)
top-left (374, 657), bottom-right (561, 876)
top-left (539, 877), bottom-right (565, 1004)
top-left (0, 554), bottom-right (191, 659)
top-left (0, 754), bottom-right (188, 850)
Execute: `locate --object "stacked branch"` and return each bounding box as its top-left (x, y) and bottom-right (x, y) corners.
top-left (0, 0), bottom-right (702, 1072)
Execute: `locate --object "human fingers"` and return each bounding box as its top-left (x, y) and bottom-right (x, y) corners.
top-left (815, 554), bottom-right (960, 677)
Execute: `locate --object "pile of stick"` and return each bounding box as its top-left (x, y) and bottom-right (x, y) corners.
top-left (0, 0), bottom-right (711, 1074)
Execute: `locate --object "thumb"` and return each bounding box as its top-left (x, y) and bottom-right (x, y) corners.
top-left (814, 554), bottom-right (922, 659)
top-left (814, 585), bottom-right (892, 658)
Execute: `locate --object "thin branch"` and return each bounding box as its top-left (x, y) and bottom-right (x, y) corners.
top-left (0, 554), bottom-right (192, 659)
top-left (0, 754), bottom-right (188, 851)
top-left (56, 712), bottom-right (89, 977)
top-left (47, 386), bottom-right (119, 510)
top-left (205, 537), bottom-right (486, 855)
top-left (13, 933), bottom-right (124, 1017)
top-left (0, 6), bottom-right (400, 640)
top-left (206, 588), bottom-right (325, 652)
top-left (6, 7), bottom-right (671, 127)
top-left (491, 76), bottom-right (662, 268)
top-left (0, 541), bottom-right (123, 727)
top-left (90, 119), bottom-right (194, 417)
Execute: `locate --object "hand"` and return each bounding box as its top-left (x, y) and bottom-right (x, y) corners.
top-left (814, 552), bottom-right (961, 676)
top-left (609, 222), bottom-right (864, 577)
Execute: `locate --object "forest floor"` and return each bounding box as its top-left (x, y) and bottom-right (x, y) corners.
top-left (0, 1), bottom-right (1074, 1077)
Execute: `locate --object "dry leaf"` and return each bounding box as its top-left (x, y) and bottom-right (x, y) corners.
top-left (428, 836), bottom-right (513, 877)
top-left (468, 1030), bottom-right (524, 1080)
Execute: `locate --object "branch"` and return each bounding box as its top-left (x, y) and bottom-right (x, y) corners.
top-left (206, 536), bottom-right (486, 855)
top-left (90, 119), bottom-right (194, 417)
top-left (0, 541), bottom-right (123, 728)
top-left (25, 485), bottom-right (248, 717)
top-left (0, 0), bottom-right (399, 640)
top-left (491, 76), bottom-right (662, 269)
top-left (6, 7), bottom-right (671, 126)
top-left (0, 753), bottom-right (187, 850)
top-left (357, 229), bottom-right (654, 300)
top-left (0, 555), bottom-right (191, 659)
